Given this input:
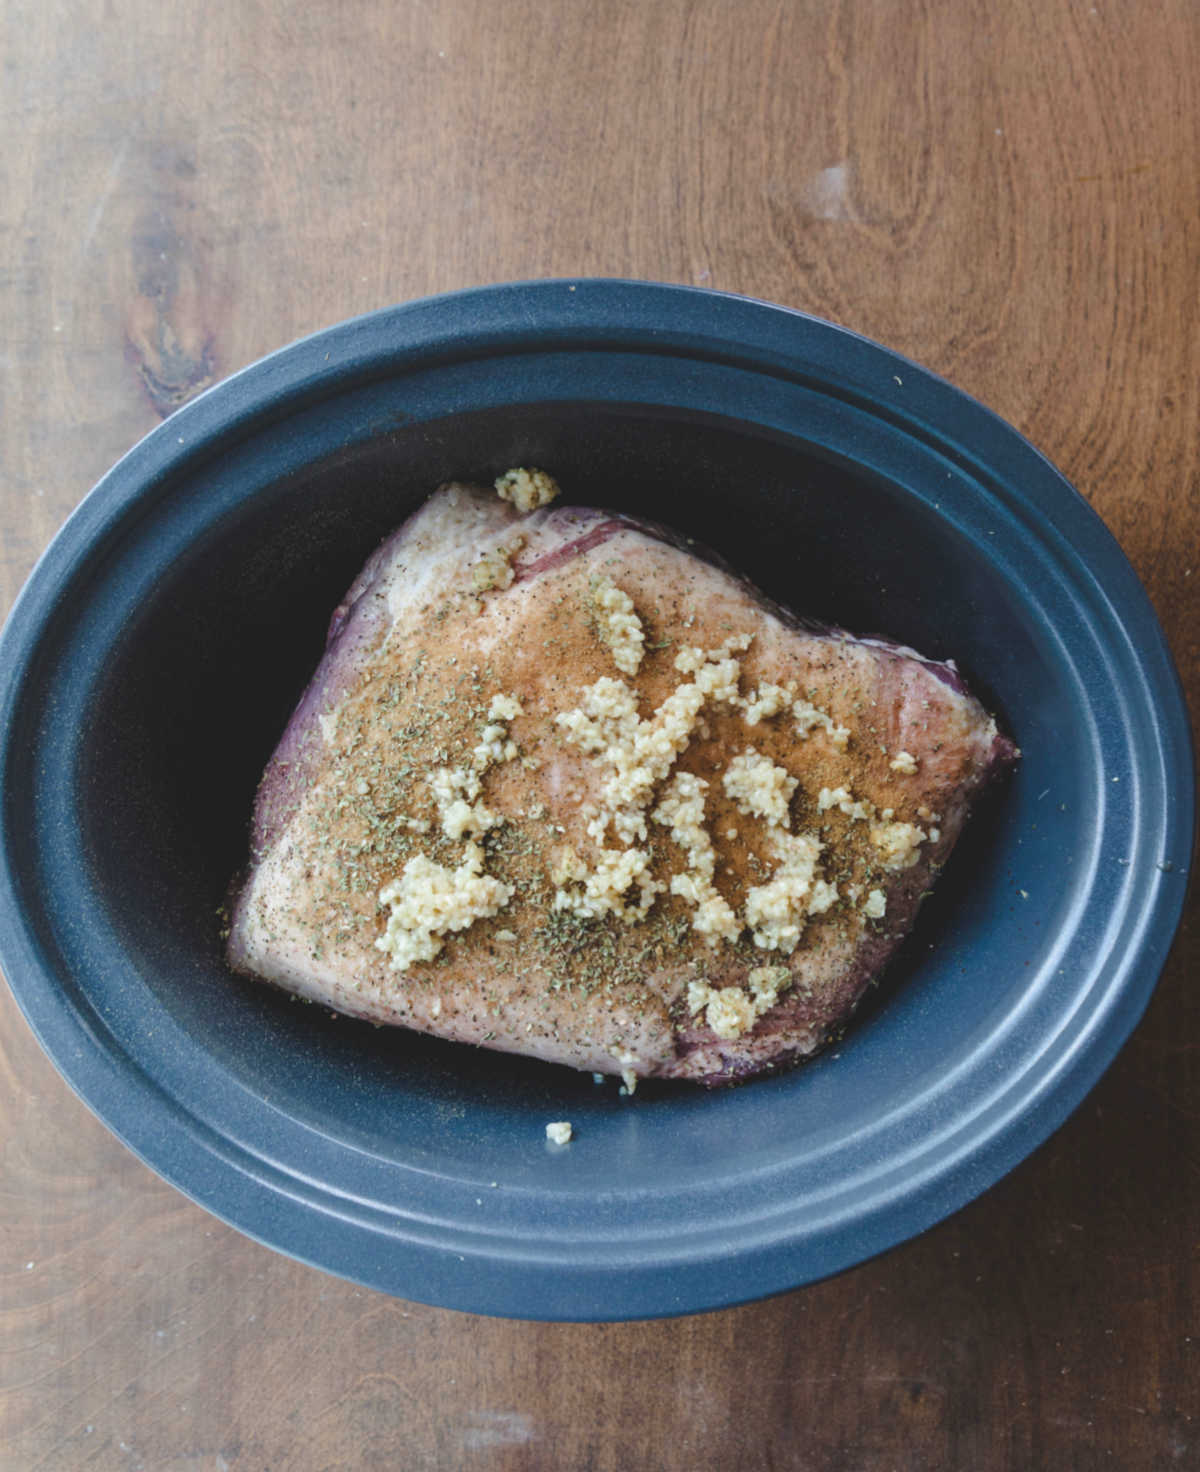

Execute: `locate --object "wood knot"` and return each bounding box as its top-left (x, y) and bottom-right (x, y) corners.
top-left (124, 210), bottom-right (221, 417)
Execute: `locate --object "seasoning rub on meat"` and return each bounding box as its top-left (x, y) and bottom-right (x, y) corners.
top-left (227, 475), bottom-right (1016, 1086)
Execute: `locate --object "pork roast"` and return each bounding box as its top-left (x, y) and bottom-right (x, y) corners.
top-left (227, 479), bottom-right (1016, 1086)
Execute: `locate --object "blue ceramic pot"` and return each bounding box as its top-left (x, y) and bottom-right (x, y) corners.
top-left (0, 280), bottom-right (1191, 1319)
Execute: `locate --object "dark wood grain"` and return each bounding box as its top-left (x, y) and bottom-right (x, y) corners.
top-left (2, 1), bottom-right (1197, 1468)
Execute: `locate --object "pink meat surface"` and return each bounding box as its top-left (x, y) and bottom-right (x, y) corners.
top-left (228, 483), bottom-right (1015, 1086)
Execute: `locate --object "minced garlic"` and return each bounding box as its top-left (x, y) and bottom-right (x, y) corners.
top-left (472, 723), bottom-right (518, 771)
top-left (687, 964), bottom-right (795, 1040)
top-left (495, 467), bottom-right (562, 513)
top-left (889, 750), bottom-right (918, 775)
top-left (652, 772), bottom-right (740, 945)
top-left (792, 698), bottom-right (851, 747)
top-left (869, 820), bottom-right (927, 870)
top-left (863, 889), bottom-right (887, 919)
top-left (545, 1120), bottom-right (573, 1145)
top-left (748, 964), bottom-right (793, 1007)
top-left (817, 785), bottom-right (874, 822)
top-left (723, 749), bottom-right (798, 828)
top-left (591, 578), bottom-right (645, 676)
top-left (440, 796), bottom-right (496, 842)
top-left (689, 651), bottom-right (745, 705)
top-left (701, 986), bottom-right (758, 1040)
top-left (817, 784), bottom-right (928, 870)
top-left (487, 693), bottom-right (523, 722)
top-left (429, 697), bottom-right (523, 838)
top-left (552, 846), bottom-right (663, 923)
top-left (471, 536), bottom-right (524, 593)
top-left (686, 980), bottom-right (710, 1015)
top-left (744, 830), bottom-right (835, 953)
top-left (673, 632), bottom-right (753, 675)
top-left (548, 845), bottom-right (587, 886)
top-left (555, 639), bottom-right (751, 846)
top-left (376, 843), bottom-right (514, 971)
top-left (652, 773), bottom-right (712, 865)
top-left (672, 872), bottom-right (743, 945)
top-left (741, 681), bottom-right (797, 725)
top-left (611, 1049), bottom-right (640, 1095)
top-left (382, 694), bottom-right (530, 961)
top-left (429, 765), bottom-right (499, 841)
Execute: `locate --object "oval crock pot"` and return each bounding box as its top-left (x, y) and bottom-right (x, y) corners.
top-left (0, 280), bottom-right (1192, 1319)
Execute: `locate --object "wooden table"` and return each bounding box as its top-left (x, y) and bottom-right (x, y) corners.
top-left (2, 3), bottom-right (1196, 1467)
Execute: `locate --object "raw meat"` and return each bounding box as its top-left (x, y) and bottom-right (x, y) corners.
top-left (227, 483), bottom-right (1016, 1086)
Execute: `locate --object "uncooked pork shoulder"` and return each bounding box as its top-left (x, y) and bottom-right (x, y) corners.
top-left (228, 482), bottom-right (1016, 1086)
